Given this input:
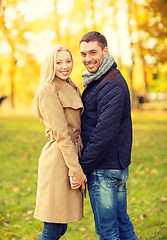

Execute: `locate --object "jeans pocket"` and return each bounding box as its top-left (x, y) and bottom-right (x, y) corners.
top-left (104, 170), bottom-right (121, 188)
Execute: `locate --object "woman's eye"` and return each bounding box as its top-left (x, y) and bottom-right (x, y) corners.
top-left (56, 62), bottom-right (61, 64)
top-left (92, 52), bottom-right (96, 55)
top-left (67, 60), bottom-right (72, 63)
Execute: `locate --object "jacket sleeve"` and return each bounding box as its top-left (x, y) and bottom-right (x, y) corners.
top-left (39, 84), bottom-right (86, 183)
top-left (80, 80), bottom-right (125, 174)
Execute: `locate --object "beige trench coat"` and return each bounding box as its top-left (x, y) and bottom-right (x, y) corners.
top-left (34, 77), bottom-right (86, 223)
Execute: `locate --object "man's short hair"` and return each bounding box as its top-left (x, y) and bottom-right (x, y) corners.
top-left (80, 31), bottom-right (108, 49)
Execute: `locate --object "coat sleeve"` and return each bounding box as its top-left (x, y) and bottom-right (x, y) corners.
top-left (80, 80), bottom-right (125, 174)
top-left (39, 84), bottom-right (86, 183)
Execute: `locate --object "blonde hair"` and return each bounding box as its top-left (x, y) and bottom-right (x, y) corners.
top-left (34, 44), bottom-right (73, 119)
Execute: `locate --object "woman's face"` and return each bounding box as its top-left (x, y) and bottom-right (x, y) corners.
top-left (55, 50), bottom-right (73, 80)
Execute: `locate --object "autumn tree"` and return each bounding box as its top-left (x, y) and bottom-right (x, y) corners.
top-left (0, 0), bottom-right (20, 107)
top-left (0, 0), bottom-right (39, 107)
top-left (127, 0), bottom-right (167, 101)
top-left (0, 0), bottom-right (166, 109)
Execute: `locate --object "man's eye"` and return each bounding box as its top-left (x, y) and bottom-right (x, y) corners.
top-left (56, 62), bottom-right (61, 64)
top-left (92, 52), bottom-right (96, 55)
top-left (67, 60), bottom-right (72, 63)
top-left (81, 53), bottom-right (86, 57)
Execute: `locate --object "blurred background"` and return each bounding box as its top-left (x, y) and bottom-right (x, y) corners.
top-left (0, 0), bottom-right (167, 114)
top-left (0, 1), bottom-right (167, 239)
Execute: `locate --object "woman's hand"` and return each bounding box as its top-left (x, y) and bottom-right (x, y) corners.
top-left (69, 176), bottom-right (81, 189)
top-left (69, 176), bottom-right (87, 190)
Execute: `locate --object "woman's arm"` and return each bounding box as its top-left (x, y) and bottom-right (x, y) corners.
top-left (39, 84), bottom-right (86, 183)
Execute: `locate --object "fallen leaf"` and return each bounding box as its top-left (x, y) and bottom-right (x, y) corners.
top-left (151, 168), bottom-right (158, 175)
top-left (26, 187), bottom-right (32, 192)
top-left (9, 148), bottom-right (15, 153)
top-left (140, 214), bottom-right (147, 220)
top-left (158, 222), bottom-right (164, 226)
top-left (13, 186), bottom-right (20, 193)
top-left (154, 155), bottom-right (158, 160)
top-left (4, 220), bottom-right (10, 226)
top-left (156, 207), bottom-right (163, 212)
top-left (4, 232), bottom-right (15, 236)
top-left (82, 234), bottom-right (87, 237)
top-left (29, 148), bottom-right (35, 153)
top-left (144, 167), bottom-right (150, 172)
top-left (144, 200), bottom-right (150, 205)
top-left (161, 196), bottom-right (167, 202)
top-left (23, 178), bottom-right (28, 183)
top-left (27, 210), bottom-right (33, 215)
top-left (131, 197), bottom-right (136, 201)
top-left (30, 138), bottom-right (36, 143)
top-left (16, 134), bottom-right (23, 140)
top-left (79, 227), bottom-right (87, 232)
top-left (3, 200), bottom-right (8, 205)
top-left (22, 154), bottom-right (28, 161)
top-left (142, 184), bottom-right (147, 189)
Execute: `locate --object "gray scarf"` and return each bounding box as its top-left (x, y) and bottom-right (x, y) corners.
top-left (82, 54), bottom-right (115, 89)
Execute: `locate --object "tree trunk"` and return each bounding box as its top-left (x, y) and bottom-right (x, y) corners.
top-left (54, 0), bottom-right (60, 41)
top-left (0, 1), bottom-right (16, 107)
top-left (127, 0), bottom-right (136, 107)
top-left (140, 46), bottom-right (149, 102)
top-left (91, 0), bottom-right (96, 30)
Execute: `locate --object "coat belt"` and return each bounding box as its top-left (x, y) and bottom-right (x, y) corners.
top-left (45, 129), bottom-right (83, 157)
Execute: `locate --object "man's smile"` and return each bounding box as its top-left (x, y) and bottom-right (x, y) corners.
top-left (86, 62), bottom-right (96, 69)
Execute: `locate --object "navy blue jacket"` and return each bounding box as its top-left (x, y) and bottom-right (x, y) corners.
top-left (80, 62), bottom-right (132, 175)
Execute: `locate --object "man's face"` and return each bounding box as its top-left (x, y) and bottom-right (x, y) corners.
top-left (80, 41), bottom-right (108, 73)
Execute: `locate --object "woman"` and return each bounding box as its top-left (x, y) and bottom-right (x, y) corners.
top-left (34, 44), bottom-right (87, 240)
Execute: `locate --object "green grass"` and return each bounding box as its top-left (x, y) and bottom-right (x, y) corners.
top-left (0, 110), bottom-right (167, 240)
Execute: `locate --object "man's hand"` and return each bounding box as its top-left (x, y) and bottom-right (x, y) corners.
top-left (80, 182), bottom-right (85, 192)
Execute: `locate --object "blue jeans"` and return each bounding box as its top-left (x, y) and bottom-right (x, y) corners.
top-left (87, 167), bottom-right (138, 240)
top-left (37, 222), bottom-right (67, 240)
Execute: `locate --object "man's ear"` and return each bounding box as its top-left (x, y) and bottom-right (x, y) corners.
top-left (103, 47), bottom-right (109, 57)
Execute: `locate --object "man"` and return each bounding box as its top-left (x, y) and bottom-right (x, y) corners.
top-left (79, 31), bottom-right (138, 240)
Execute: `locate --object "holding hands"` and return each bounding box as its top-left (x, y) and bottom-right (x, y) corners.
top-left (69, 176), bottom-right (87, 192)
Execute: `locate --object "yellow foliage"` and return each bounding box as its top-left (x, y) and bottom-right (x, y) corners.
top-left (132, 60), bottom-right (153, 91)
top-left (132, 60), bottom-right (145, 90)
top-left (145, 66), bottom-right (153, 87)
top-left (0, 0), bottom-right (166, 107)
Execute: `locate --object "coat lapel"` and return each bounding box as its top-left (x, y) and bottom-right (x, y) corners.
top-left (53, 78), bottom-right (84, 109)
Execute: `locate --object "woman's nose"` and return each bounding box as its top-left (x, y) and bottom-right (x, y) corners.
top-left (62, 62), bottom-right (68, 68)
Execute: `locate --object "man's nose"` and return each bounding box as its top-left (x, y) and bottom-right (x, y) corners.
top-left (86, 54), bottom-right (92, 62)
